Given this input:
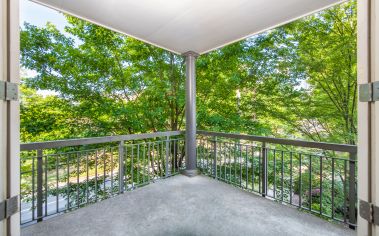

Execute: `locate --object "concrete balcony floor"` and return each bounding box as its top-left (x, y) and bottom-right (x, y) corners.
top-left (22, 175), bottom-right (354, 236)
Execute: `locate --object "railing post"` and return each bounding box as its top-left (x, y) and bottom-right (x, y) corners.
top-left (261, 142), bottom-right (267, 197)
top-left (165, 136), bottom-right (170, 178)
top-left (348, 152), bottom-right (357, 229)
top-left (118, 141), bottom-right (124, 193)
top-left (36, 149), bottom-right (43, 222)
top-left (213, 136), bottom-right (217, 178)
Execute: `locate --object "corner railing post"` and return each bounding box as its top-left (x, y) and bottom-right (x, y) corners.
top-left (165, 136), bottom-right (170, 178)
top-left (118, 141), bottom-right (124, 193)
top-left (348, 152), bottom-right (357, 229)
top-left (213, 136), bottom-right (217, 179)
top-left (261, 142), bottom-right (267, 197)
top-left (36, 149), bottom-right (43, 222)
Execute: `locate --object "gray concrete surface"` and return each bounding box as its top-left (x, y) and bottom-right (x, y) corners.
top-left (22, 175), bottom-right (355, 236)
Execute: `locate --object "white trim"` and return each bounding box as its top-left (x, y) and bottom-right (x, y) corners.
top-left (0, 0), bottom-right (7, 232)
top-left (7, 0), bottom-right (20, 234)
top-left (357, 0), bottom-right (373, 234)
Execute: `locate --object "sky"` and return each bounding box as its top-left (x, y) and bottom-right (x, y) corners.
top-left (20, 0), bottom-right (67, 30)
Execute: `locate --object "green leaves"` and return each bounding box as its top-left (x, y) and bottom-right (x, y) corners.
top-left (20, 1), bottom-right (357, 145)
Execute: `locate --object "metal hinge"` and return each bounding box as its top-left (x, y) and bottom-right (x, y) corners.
top-left (0, 196), bottom-right (19, 221)
top-left (360, 200), bottom-right (379, 225)
top-left (0, 81), bottom-right (19, 101)
top-left (359, 82), bottom-right (379, 102)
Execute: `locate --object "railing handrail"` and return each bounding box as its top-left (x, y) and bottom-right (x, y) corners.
top-left (20, 130), bottom-right (185, 151)
top-left (197, 130), bottom-right (357, 153)
top-left (20, 130), bottom-right (357, 153)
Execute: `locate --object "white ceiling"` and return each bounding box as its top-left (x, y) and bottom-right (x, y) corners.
top-left (31, 0), bottom-right (343, 55)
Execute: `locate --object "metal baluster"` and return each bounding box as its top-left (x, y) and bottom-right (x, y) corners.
top-left (289, 152), bottom-right (293, 205)
top-left (299, 153), bottom-right (302, 208)
top-left (44, 155), bottom-right (48, 216)
top-left (137, 144), bottom-right (140, 183)
top-left (239, 145), bottom-right (242, 188)
top-left (229, 142), bottom-right (232, 183)
top-left (67, 153), bottom-right (71, 209)
top-left (309, 155), bottom-right (312, 211)
top-left (103, 148), bottom-right (106, 194)
top-left (219, 141), bottom-right (222, 180)
top-left (206, 139), bottom-right (208, 172)
top-left (147, 142), bottom-right (151, 182)
top-left (344, 160), bottom-right (347, 223)
top-left (95, 150), bottom-right (98, 202)
top-left (143, 143), bottom-right (146, 183)
top-left (273, 149), bottom-right (276, 199)
top-left (151, 143), bottom-right (155, 180)
top-left (224, 142), bottom-right (227, 182)
top-left (77, 152), bottom-right (80, 208)
top-left (205, 139), bottom-right (208, 172)
top-left (262, 143), bottom-right (267, 197)
top-left (209, 139), bottom-right (212, 175)
top-left (213, 137), bottom-right (217, 179)
top-left (173, 140), bottom-right (176, 174)
top-left (281, 151), bottom-right (284, 202)
top-left (86, 152), bottom-right (89, 203)
top-left (198, 139), bottom-right (202, 169)
top-left (258, 145), bottom-right (261, 194)
top-left (37, 149), bottom-right (43, 222)
top-left (252, 146), bottom-right (255, 192)
top-left (111, 148), bottom-right (114, 194)
top-left (131, 145), bottom-right (134, 187)
top-left (161, 140), bottom-right (164, 178)
top-left (234, 143), bottom-right (237, 185)
top-left (319, 156), bottom-right (323, 215)
top-left (349, 152), bottom-right (357, 229)
top-left (331, 158), bottom-right (335, 219)
top-left (165, 136), bottom-right (169, 178)
top-left (246, 146), bottom-right (249, 190)
top-left (32, 156), bottom-right (35, 221)
top-left (56, 155), bottom-right (59, 213)
top-left (206, 139), bottom-right (209, 175)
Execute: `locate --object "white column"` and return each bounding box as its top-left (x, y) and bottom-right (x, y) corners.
top-left (182, 51), bottom-right (199, 177)
top-left (358, 0), bottom-right (378, 235)
top-left (0, 0), bottom-right (7, 233)
top-left (1, 0), bottom-right (20, 235)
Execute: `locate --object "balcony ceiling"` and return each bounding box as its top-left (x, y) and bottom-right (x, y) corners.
top-left (31, 0), bottom-right (343, 55)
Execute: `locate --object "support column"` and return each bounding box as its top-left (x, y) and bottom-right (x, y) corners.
top-left (358, 0), bottom-right (376, 235)
top-left (1, 0), bottom-right (20, 235)
top-left (182, 51), bottom-right (199, 177)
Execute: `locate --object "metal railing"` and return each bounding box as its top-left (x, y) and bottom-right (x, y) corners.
top-left (20, 131), bottom-right (185, 225)
top-left (20, 130), bottom-right (357, 228)
top-left (196, 130), bottom-right (357, 228)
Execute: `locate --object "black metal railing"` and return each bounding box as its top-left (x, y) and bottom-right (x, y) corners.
top-left (20, 130), bottom-right (357, 229)
top-left (20, 131), bottom-right (185, 225)
top-left (196, 131), bottom-right (357, 228)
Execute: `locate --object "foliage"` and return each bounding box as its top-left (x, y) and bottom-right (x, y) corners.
top-left (197, 1), bottom-right (357, 144)
top-left (20, 1), bottom-right (357, 145)
top-left (21, 18), bottom-right (185, 141)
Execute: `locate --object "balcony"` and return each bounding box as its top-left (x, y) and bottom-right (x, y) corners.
top-left (19, 131), bottom-right (356, 235)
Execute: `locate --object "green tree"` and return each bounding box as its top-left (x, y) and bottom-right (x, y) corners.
top-left (20, 1), bottom-right (357, 145)
top-left (21, 18), bottom-right (185, 138)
